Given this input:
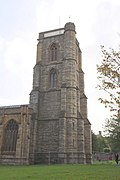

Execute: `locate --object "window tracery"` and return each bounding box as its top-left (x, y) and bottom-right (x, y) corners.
top-left (50, 43), bottom-right (58, 61)
top-left (1, 119), bottom-right (19, 154)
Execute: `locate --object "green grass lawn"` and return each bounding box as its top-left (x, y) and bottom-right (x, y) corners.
top-left (0, 162), bottom-right (120, 180)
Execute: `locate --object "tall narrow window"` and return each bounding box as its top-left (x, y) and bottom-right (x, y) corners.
top-left (1, 119), bottom-right (19, 154)
top-left (51, 43), bottom-right (57, 61)
top-left (50, 69), bottom-right (57, 88)
top-left (73, 139), bottom-right (75, 148)
top-left (72, 122), bottom-right (75, 130)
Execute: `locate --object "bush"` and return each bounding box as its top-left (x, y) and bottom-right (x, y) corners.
top-left (103, 147), bottom-right (111, 153)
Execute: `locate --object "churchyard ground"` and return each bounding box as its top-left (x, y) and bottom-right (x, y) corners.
top-left (0, 162), bottom-right (120, 180)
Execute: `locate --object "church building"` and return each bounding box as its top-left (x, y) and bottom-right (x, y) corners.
top-left (0, 22), bottom-right (92, 165)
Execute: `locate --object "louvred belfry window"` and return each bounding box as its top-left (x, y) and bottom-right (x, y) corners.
top-left (51, 43), bottom-right (57, 61)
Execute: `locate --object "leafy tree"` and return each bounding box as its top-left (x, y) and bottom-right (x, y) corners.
top-left (97, 45), bottom-right (120, 116)
top-left (97, 45), bottom-right (120, 152)
top-left (92, 131), bottom-right (109, 153)
top-left (92, 131), bottom-right (98, 153)
top-left (103, 147), bottom-right (110, 153)
top-left (97, 135), bottom-right (108, 153)
top-left (104, 117), bottom-right (120, 152)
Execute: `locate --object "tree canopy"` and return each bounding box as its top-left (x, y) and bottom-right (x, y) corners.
top-left (97, 45), bottom-right (120, 152)
top-left (103, 117), bottom-right (120, 152)
top-left (92, 131), bottom-right (109, 153)
top-left (97, 45), bottom-right (120, 117)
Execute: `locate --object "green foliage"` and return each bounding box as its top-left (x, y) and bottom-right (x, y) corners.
top-left (97, 45), bottom-right (120, 153)
top-left (98, 136), bottom-right (108, 153)
top-left (92, 131), bottom-right (109, 153)
top-left (92, 131), bottom-right (98, 153)
top-left (103, 147), bottom-right (111, 153)
top-left (97, 45), bottom-right (120, 116)
top-left (104, 118), bottom-right (120, 152)
top-left (0, 164), bottom-right (120, 180)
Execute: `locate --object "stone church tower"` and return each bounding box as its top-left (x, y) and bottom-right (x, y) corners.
top-left (0, 22), bottom-right (92, 164)
top-left (29, 22), bottom-right (92, 164)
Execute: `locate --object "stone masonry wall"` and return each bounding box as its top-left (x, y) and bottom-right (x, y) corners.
top-left (30, 22), bottom-right (92, 164)
top-left (0, 105), bottom-right (32, 164)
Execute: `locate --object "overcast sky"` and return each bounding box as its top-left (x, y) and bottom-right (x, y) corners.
top-left (0, 0), bottom-right (120, 134)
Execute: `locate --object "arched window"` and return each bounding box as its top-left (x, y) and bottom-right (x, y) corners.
top-left (50, 43), bottom-right (58, 61)
top-left (50, 69), bottom-right (57, 88)
top-left (1, 119), bottom-right (19, 154)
